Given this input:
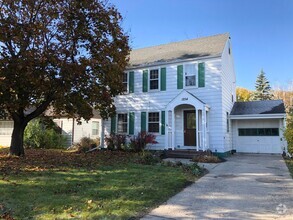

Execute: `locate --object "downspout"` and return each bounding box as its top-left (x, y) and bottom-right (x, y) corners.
top-left (100, 119), bottom-right (105, 148)
top-left (72, 118), bottom-right (75, 145)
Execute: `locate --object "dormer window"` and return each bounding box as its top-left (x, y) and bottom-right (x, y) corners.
top-left (149, 69), bottom-right (159, 90)
top-left (185, 64), bottom-right (196, 87)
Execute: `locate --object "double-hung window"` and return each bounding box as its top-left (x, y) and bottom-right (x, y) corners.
top-left (185, 64), bottom-right (196, 87)
top-left (117, 113), bottom-right (128, 133)
top-left (92, 121), bottom-right (100, 136)
top-left (148, 112), bottom-right (159, 133)
top-left (149, 69), bottom-right (159, 90)
top-left (122, 72), bottom-right (128, 93)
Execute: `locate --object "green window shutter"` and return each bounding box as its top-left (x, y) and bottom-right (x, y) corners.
top-left (142, 70), bottom-right (148, 92)
top-left (160, 67), bottom-right (166, 91)
top-left (129, 112), bottom-right (135, 135)
top-left (141, 112), bottom-right (146, 132)
top-left (111, 115), bottom-right (116, 133)
top-left (129, 71), bottom-right (134, 93)
top-left (198, 62), bottom-right (205, 87)
top-left (177, 65), bottom-right (183, 89)
top-left (161, 111), bottom-right (165, 135)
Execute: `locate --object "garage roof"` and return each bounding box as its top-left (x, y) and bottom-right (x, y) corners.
top-left (230, 100), bottom-right (286, 115)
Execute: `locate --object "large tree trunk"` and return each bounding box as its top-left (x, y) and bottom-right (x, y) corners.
top-left (10, 120), bottom-right (28, 156)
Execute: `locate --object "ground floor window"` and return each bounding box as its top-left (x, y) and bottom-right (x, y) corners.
top-left (238, 128), bottom-right (279, 136)
top-left (92, 121), bottom-right (100, 136)
top-left (0, 121), bottom-right (13, 135)
top-left (148, 112), bottom-right (159, 133)
top-left (117, 113), bottom-right (128, 134)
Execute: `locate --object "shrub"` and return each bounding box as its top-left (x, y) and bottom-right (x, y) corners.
top-left (136, 151), bottom-right (161, 165)
top-left (24, 118), bottom-right (66, 149)
top-left (129, 131), bottom-right (158, 152)
top-left (72, 137), bottom-right (99, 153)
top-left (105, 133), bottom-right (127, 151)
top-left (284, 108), bottom-right (293, 154)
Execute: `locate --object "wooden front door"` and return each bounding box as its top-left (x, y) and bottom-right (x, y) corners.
top-left (184, 110), bottom-right (196, 146)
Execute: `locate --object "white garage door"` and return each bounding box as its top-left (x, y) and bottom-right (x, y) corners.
top-left (232, 119), bottom-right (284, 154)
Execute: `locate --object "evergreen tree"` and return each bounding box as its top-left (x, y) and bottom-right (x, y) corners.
top-left (252, 70), bottom-right (274, 100)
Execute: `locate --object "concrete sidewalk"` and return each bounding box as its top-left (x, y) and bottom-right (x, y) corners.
top-left (142, 154), bottom-right (293, 219)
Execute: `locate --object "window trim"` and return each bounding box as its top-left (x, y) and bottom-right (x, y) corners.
top-left (117, 113), bottom-right (128, 134)
top-left (148, 68), bottom-right (160, 91)
top-left (147, 111), bottom-right (160, 134)
top-left (184, 63), bottom-right (198, 88)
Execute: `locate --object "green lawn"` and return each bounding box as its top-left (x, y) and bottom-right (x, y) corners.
top-left (285, 158), bottom-right (293, 178)
top-left (0, 149), bottom-right (196, 219)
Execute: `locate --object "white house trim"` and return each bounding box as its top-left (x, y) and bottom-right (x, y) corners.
top-left (229, 114), bottom-right (286, 120)
top-left (165, 90), bottom-right (209, 151)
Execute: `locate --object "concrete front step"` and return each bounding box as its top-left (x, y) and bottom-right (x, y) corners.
top-left (166, 149), bottom-right (209, 159)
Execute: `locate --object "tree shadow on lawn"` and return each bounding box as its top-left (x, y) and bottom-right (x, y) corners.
top-left (0, 164), bottom-right (191, 219)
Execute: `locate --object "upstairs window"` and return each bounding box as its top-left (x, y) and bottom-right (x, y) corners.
top-left (117, 113), bottom-right (128, 133)
top-left (148, 112), bottom-right (159, 133)
top-left (185, 64), bottom-right (196, 87)
top-left (149, 69), bottom-right (159, 90)
top-left (122, 72), bottom-right (128, 92)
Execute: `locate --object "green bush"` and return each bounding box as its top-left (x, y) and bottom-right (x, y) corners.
top-left (24, 118), bottom-right (66, 149)
top-left (284, 127), bottom-right (293, 154)
top-left (284, 108), bottom-right (293, 154)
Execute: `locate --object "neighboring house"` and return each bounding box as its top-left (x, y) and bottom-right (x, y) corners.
top-left (103, 33), bottom-right (287, 155)
top-left (0, 112), bottom-right (102, 147)
top-left (53, 117), bottom-right (101, 146)
top-left (0, 120), bottom-right (13, 147)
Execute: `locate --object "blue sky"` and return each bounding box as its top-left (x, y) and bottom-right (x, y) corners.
top-left (110, 0), bottom-right (293, 90)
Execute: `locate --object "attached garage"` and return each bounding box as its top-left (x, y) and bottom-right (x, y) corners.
top-left (230, 100), bottom-right (287, 154)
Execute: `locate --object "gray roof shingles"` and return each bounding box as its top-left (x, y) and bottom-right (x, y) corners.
top-left (129, 33), bottom-right (229, 68)
top-left (230, 100), bottom-right (286, 115)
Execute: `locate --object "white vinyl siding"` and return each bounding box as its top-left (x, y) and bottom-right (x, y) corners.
top-left (0, 121), bottom-right (13, 135)
top-left (0, 121), bottom-right (13, 147)
top-left (104, 57), bottom-right (224, 151)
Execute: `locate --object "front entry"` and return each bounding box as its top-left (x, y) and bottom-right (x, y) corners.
top-left (184, 110), bottom-right (196, 146)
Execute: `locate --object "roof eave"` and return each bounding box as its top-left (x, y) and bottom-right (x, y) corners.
top-left (229, 113), bottom-right (286, 120)
top-left (126, 54), bottom-right (222, 71)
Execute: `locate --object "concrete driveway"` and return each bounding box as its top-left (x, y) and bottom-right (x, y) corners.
top-left (142, 154), bottom-right (293, 219)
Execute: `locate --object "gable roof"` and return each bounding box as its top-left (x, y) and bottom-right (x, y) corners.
top-left (129, 33), bottom-right (229, 68)
top-left (230, 100), bottom-right (286, 115)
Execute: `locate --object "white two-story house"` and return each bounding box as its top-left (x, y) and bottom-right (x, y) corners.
top-left (103, 33), bottom-right (287, 155)
top-left (103, 33), bottom-right (236, 154)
